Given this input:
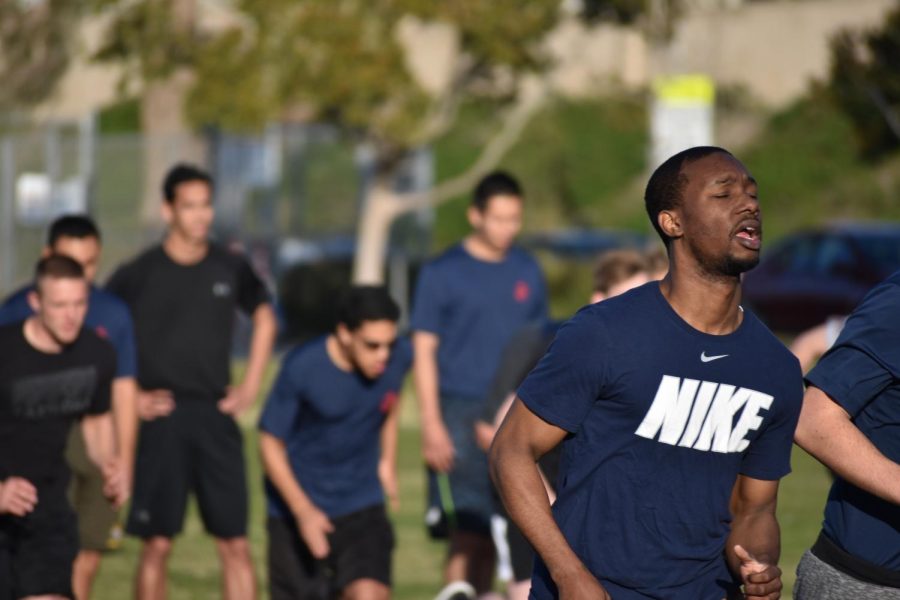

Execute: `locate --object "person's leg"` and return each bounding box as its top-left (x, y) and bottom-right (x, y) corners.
top-left (446, 531), bottom-right (495, 594)
top-left (71, 550), bottom-right (102, 600)
top-left (341, 579), bottom-right (390, 600)
top-left (215, 537), bottom-right (256, 600)
top-left (127, 412), bottom-right (190, 600)
top-left (333, 506), bottom-right (395, 600)
top-left (136, 537), bottom-right (172, 600)
top-left (191, 405), bottom-right (254, 600)
top-left (267, 517), bottom-right (326, 600)
top-left (67, 425), bottom-right (120, 600)
top-left (14, 504), bottom-right (79, 600)
top-left (439, 396), bottom-right (497, 596)
top-left (795, 549), bottom-right (900, 600)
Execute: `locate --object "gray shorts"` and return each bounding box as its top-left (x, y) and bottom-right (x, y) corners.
top-left (425, 395), bottom-right (493, 537)
top-left (795, 550), bottom-right (900, 599)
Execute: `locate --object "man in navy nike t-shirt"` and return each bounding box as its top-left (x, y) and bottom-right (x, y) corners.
top-left (411, 171), bottom-right (547, 598)
top-left (491, 147), bottom-right (803, 600)
top-left (259, 286), bottom-right (411, 600)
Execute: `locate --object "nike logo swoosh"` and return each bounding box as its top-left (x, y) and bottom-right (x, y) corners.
top-left (700, 352), bottom-right (729, 363)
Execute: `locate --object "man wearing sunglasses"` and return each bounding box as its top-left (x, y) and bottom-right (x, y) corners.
top-left (259, 285), bottom-right (411, 600)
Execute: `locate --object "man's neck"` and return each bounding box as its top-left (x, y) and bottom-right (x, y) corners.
top-left (659, 261), bottom-right (744, 335)
top-left (23, 317), bottom-right (64, 354)
top-left (463, 235), bottom-right (507, 263)
top-left (163, 232), bottom-right (209, 265)
top-left (325, 334), bottom-right (354, 373)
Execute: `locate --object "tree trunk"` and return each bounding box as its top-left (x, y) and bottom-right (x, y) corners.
top-left (139, 69), bottom-right (206, 229)
top-left (352, 182), bottom-right (401, 285)
top-left (138, 0), bottom-right (203, 230)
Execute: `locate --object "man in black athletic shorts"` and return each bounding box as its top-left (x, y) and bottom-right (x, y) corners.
top-left (107, 164), bottom-right (277, 600)
top-left (259, 286), bottom-right (411, 600)
top-left (0, 255), bottom-right (121, 600)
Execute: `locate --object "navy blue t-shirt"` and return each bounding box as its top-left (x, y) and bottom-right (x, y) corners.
top-left (259, 336), bottom-right (412, 519)
top-left (0, 285), bottom-right (137, 379)
top-left (517, 282), bottom-right (803, 600)
top-left (806, 270), bottom-right (900, 571)
top-left (410, 243), bottom-right (547, 399)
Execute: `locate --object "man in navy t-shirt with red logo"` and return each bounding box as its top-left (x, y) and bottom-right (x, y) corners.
top-left (491, 147), bottom-right (803, 600)
top-left (411, 171), bottom-right (548, 599)
top-left (259, 286), bottom-right (411, 600)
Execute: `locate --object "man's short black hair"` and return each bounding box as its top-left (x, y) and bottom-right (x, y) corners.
top-left (34, 254), bottom-right (85, 294)
top-left (336, 285), bottom-right (400, 331)
top-left (472, 171), bottom-right (523, 211)
top-left (47, 214), bottom-right (101, 247)
top-left (163, 163), bottom-right (213, 204)
top-left (644, 146), bottom-right (732, 246)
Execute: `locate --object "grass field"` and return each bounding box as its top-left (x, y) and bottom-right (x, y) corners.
top-left (90, 366), bottom-right (832, 599)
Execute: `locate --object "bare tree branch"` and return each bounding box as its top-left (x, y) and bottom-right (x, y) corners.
top-left (391, 75), bottom-right (548, 215)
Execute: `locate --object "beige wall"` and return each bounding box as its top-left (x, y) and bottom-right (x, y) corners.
top-left (550, 0), bottom-right (894, 106)
top-left (653, 0), bottom-right (895, 106)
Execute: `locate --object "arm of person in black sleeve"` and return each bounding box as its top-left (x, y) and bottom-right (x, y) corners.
top-left (218, 257), bottom-right (277, 416)
top-left (475, 324), bottom-right (549, 452)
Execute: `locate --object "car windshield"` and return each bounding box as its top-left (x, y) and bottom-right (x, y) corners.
top-left (853, 233), bottom-right (900, 273)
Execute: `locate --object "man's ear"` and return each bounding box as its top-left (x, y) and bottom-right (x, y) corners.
top-left (658, 209), bottom-right (683, 241)
top-left (27, 289), bottom-right (40, 313)
top-left (335, 323), bottom-right (352, 345)
top-left (161, 201), bottom-right (173, 225)
top-left (466, 205), bottom-right (483, 230)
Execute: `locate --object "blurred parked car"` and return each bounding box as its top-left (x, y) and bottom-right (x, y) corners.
top-left (743, 222), bottom-right (900, 333)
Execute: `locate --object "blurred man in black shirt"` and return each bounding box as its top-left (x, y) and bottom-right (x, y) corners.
top-left (107, 164), bottom-right (277, 600)
top-left (0, 255), bottom-right (121, 600)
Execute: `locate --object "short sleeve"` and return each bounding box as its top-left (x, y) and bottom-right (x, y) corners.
top-left (0, 287), bottom-right (34, 326)
top-left (235, 257), bottom-right (270, 316)
top-left (517, 309), bottom-right (609, 433)
top-left (107, 304), bottom-right (138, 379)
top-left (480, 325), bottom-right (547, 424)
top-left (739, 367), bottom-right (803, 480)
top-left (806, 279), bottom-right (900, 417)
top-left (87, 344), bottom-right (117, 415)
top-left (410, 263), bottom-right (446, 335)
top-left (259, 354), bottom-right (304, 441)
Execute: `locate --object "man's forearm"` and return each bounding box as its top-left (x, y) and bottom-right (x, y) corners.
top-left (242, 304), bottom-right (277, 395)
top-left (796, 386), bottom-right (900, 504)
top-left (380, 402), bottom-right (399, 468)
top-left (259, 432), bottom-right (317, 516)
top-left (490, 441), bottom-right (585, 584)
top-left (413, 342), bottom-right (441, 425)
top-left (726, 511), bottom-right (780, 577)
top-left (112, 377), bottom-right (138, 469)
top-left (81, 413), bottom-right (116, 468)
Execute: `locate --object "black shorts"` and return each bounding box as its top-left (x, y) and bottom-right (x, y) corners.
top-left (0, 503), bottom-right (78, 599)
top-left (126, 401), bottom-right (247, 539)
top-left (268, 504), bottom-right (394, 600)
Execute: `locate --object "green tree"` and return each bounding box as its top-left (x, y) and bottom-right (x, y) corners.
top-left (0, 0), bottom-right (79, 118)
top-left (177, 0), bottom-right (562, 282)
top-left (829, 0), bottom-right (900, 160)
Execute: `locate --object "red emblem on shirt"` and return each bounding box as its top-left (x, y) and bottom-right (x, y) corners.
top-left (380, 390), bottom-right (399, 413)
top-left (513, 280), bottom-right (531, 303)
top-left (94, 325), bottom-right (109, 339)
